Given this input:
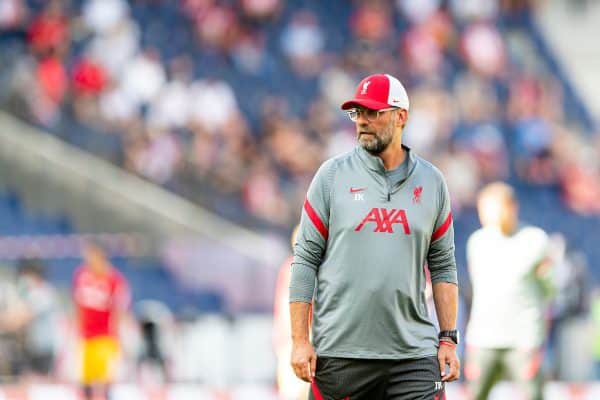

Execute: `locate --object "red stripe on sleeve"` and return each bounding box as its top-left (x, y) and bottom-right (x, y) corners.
top-left (304, 198), bottom-right (328, 240)
top-left (431, 212), bottom-right (452, 242)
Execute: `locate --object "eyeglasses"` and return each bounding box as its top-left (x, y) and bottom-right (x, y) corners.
top-left (346, 107), bottom-right (398, 122)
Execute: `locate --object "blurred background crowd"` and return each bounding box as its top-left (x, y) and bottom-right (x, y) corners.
top-left (0, 0), bottom-right (599, 398)
top-left (2, 0), bottom-right (600, 228)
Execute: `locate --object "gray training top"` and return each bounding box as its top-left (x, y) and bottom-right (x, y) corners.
top-left (290, 145), bottom-right (457, 360)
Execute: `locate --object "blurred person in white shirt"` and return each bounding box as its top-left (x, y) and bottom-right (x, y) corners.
top-left (148, 56), bottom-right (193, 130)
top-left (465, 182), bottom-right (555, 400)
top-left (119, 48), bottom-right (166, 109)
top-left (87, 18), bottom-right (140, 80)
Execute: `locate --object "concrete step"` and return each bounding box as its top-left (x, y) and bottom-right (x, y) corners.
top-left (536, 0), bottom-right (600, 122)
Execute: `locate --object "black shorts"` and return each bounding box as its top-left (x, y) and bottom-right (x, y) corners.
top-left (309, 356), bottom-right (445, 400)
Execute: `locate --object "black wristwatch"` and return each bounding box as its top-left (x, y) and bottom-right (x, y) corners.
top-left (438, 330), bottom-right (460, 345)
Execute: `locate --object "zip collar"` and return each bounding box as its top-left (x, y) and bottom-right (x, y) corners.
top-left (356, 144), bottom-right (417, 187)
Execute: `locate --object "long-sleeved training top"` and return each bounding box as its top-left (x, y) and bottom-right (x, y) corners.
top-left (290, 145), bottom-right (457, 360)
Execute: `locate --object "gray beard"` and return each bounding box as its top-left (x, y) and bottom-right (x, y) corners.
top-left (360, 136), bottom-right (388, 154)
top-left (359, 124), bottom-right (394, 155)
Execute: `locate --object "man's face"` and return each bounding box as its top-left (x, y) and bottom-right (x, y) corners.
top-left (478, 194), bottom-right (517, 230)
top-left (84, 245), bottom-right (109, 274)
top-left (355, 107), bottom-right (397, 155)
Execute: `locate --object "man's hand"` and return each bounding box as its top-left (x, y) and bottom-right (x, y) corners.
top-left (291, 340), bottom-right (317, 382)
top-left (438, 342), bottom-right (460, 382)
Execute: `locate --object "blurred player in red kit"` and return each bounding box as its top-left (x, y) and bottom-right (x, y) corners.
top-left (73, 240), bottom-right (131, 400)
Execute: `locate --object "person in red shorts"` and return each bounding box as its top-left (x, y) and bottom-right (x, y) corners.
top-left (73, 239), bottom-right (131, 400)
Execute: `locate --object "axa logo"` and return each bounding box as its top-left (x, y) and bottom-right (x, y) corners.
top-left (360, 80), bottom-right (371, 94)
top-left (355, 207), bottom-right (411, 234)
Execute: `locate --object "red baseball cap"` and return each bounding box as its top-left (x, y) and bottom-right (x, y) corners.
top-left (341, 74), bottom-right (410, 111)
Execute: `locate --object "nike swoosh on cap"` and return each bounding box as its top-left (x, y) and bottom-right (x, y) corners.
top-left (349, 187), bottom-right (366, 193)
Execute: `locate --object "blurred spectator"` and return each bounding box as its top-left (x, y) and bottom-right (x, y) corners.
top-left (72, 58), bottom-right (107, 96)
top-left (134, 128), bottom-right (182, 185)
top-left (437, 146), bottom-right (481, 212)
top-left (0, 0), bottom-right (27, 31)
top-left (349, 0), bottom-right (393, 43)
top-left (180, 0), bottom-right (214, 18)
top-left (401, 15), bottom-right (452, 78)
top-left (449, 0), bottom-right (499, 21)
top-left (280, 10), bottom-right (324, 76)
top-left (3, 52), bottom-right (65, 126)
top-left (15, 259), bottom-right (61, 382)
top-left (460, 22), bottom-right (506, 78)
top-left (396, 0), bottom-right (441, 24)
top-left (559, 151), bottom-right (600, 215)
top-left (71, 57), bottom-right (108, 124)
top-left (318, 66), bottom-right (355, 111)
top-left (148, 56), bottom-right (193, 130)
top-left (229, 28), bottom-right (270, 76)
top-left (324, 125), bottom-right (355, 159)
top-left (265, 120), bottom-right (321, 178)
top-left (239, 0), bottom-right (281, 23)
top-left (242, 159), bottom-right (290, 226)
top-left (402, 82), bottom-right (455, 158)
top-left (86, 17), bottom-right (140, 79)
top-left (27, 0), bottom-right (68, 57)
top-left (453, 71), bottom-right (509, 182)
top-left (209, 113), bottom-right (256, 193)
top-left (189, 126), bottom-right (218, 178)
top-left (192, 5), bottom-right (239, 52)
top-left (99, 81), bottom-right (139, 127)
top-left (189, 78), bottom-right (239, 135)
top-left (82, 0), bottom-right (129, 35)
top-left (36, 55), bottom-right (67, 107)
top-left (119, 48), bottom-right (166, 112)
top-left (31, 55), bottom-right (67, 126)
top-left (500, 0), bottom-right (533, 16)
top-left (507, 76), bottom-right (561, 185)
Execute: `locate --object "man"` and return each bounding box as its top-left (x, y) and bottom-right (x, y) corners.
top-left (290, 73), bottom-right (460, 400)
top-left (73, 240), bottom-right (131, 400)
top-left (465, 182), bottom-right (553, 400)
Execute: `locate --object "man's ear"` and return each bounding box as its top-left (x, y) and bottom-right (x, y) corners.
top-left (396, 108), bottom-right (408, 128)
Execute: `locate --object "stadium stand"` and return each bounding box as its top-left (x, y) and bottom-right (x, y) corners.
top-left (5, 0), bottom-right (596, 288)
